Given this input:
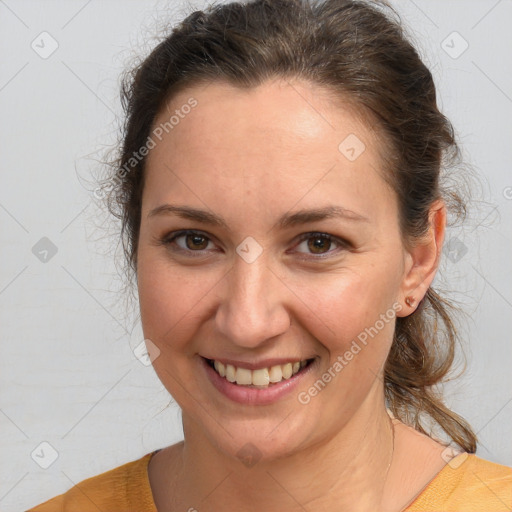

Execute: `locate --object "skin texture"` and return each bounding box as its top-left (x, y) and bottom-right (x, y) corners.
top-left (137, 78), bottom-right (450, 511)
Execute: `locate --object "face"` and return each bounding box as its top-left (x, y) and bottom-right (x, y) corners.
top-left (137, 78), bottom-right (411, 462)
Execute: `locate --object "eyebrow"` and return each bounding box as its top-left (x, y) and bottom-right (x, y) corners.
top-left (147, 204), bottom-right (370, 230)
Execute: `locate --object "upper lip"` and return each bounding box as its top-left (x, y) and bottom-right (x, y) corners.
top-left (201, 355), bottom-right (314, 371)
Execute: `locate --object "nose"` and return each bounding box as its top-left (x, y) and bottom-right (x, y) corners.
top-left (215, 255), bottom-right (291, 349)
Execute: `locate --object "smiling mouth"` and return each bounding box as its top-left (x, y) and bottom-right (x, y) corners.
top-left (204, 357), bottom-right (315, 388)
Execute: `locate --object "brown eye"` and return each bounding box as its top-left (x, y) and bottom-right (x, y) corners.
top-left (307, 236), bottom-right (332, 254)
top-left (185, 233), bottom-right (209, 250)
top-left (294, 232), bottom-right (348, 258)
top-left (160, 230), bottom-right (215, 254)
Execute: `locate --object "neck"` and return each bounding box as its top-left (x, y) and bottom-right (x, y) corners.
top-left (169, 393), bottom-right (396, 512)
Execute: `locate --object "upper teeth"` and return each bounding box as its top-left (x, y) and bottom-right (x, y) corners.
top-left (213, 360), bottom-right (308, 387)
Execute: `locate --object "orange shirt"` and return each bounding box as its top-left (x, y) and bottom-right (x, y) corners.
top-left (27, 451), bottom-right (512, 511)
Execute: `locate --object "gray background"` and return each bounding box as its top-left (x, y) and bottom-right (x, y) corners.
top-left (1, 1), bottom-right (511, 510)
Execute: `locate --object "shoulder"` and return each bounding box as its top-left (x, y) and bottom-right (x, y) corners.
top-left (406, 453), bottom-right (512, 512)
top-left (26, 451), bottom-right (159, 512)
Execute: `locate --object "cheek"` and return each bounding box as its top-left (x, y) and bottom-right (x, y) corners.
top-left (292, 265), bottom-right (399, 363)
top-left (291, 272), bottom-right (399, 419)
top-left (264, 278), bottom-right (396, 443)
top-left (138, 255), bottom-right (400, 350)
top-left (137, 254), bottom-right (220, 355)
top-left (137, 259), bottom-right (223, 405)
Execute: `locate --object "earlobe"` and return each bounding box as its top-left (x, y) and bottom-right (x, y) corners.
top-left (404, 296), bottom-right (416, 308)
top-left (397, 200), bottom-right (446, 316)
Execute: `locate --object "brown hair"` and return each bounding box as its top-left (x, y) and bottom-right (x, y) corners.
top-left (105, 0), bottom-right (477, 452)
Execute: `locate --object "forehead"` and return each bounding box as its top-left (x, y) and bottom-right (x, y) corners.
top-left (143, 79), bottom-right (396, 226)
top-left (151, 78), bottom-right (373, 157)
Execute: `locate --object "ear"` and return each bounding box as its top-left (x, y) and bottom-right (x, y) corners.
top-left (396, 199), bottom-right (446, 317)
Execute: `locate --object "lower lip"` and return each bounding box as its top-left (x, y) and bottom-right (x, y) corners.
top-left (200, 357), bottom-right (316, 405)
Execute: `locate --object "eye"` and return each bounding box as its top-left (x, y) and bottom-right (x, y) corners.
top-left (293, 232), bottom-right (348, 257)
top-left (159, 230), bottom-right (217, 255)
top-left (156, 230), bottom-right (350, 259)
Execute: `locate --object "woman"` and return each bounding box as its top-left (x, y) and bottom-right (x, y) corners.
top-left (28, 0), bottom-right (512, 510)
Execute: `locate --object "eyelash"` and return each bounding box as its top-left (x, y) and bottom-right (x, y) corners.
top-left (157, 229), bottom-right (350, 259)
